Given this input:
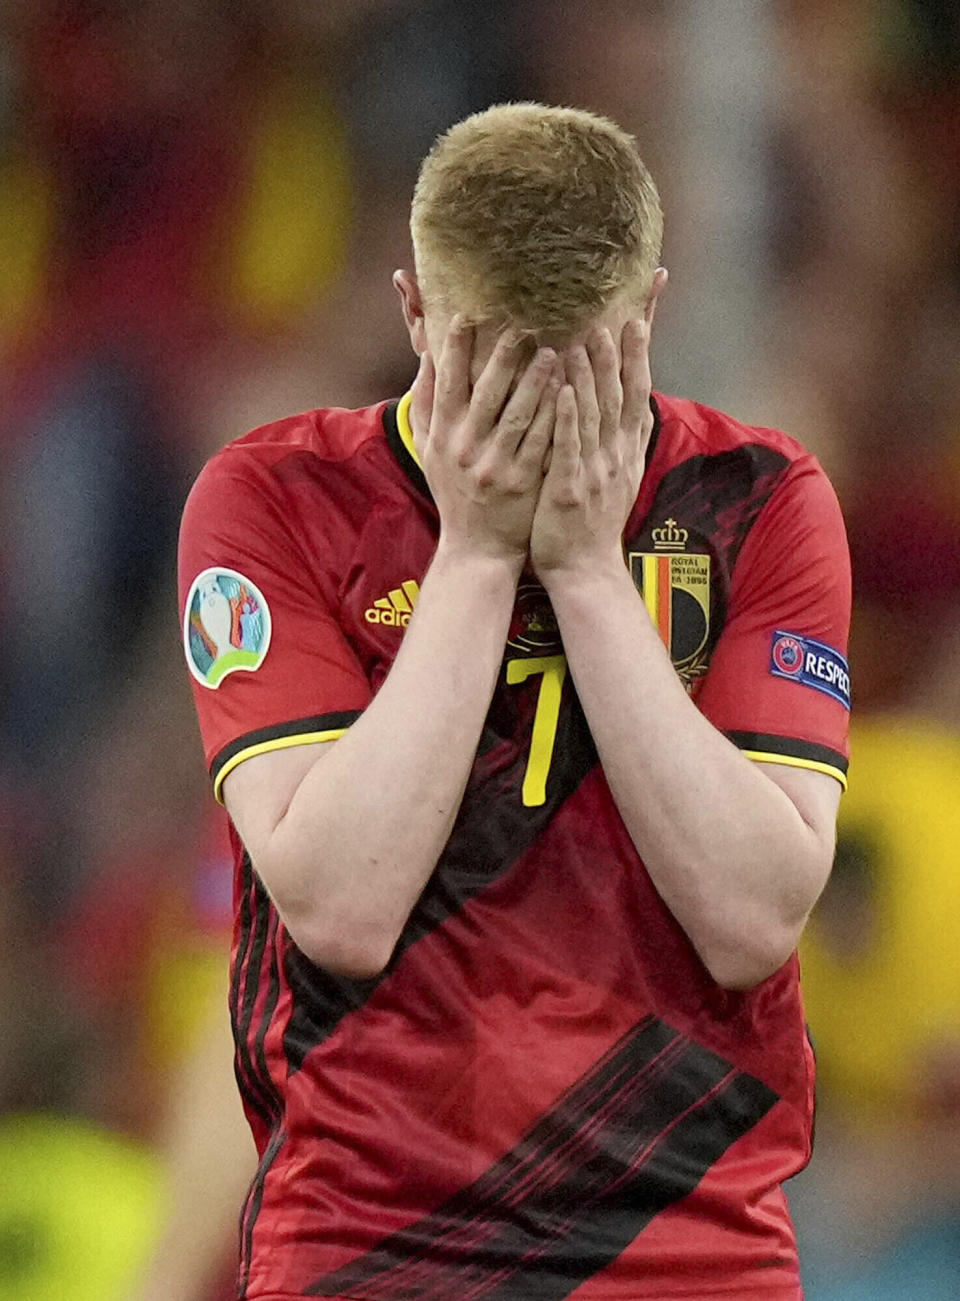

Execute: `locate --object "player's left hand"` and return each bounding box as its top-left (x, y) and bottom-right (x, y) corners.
top-left (530, 318), bottom-right (653, 583)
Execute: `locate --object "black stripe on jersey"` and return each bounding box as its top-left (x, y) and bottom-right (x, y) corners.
top-left (383, 400), bottom-right (431, 498)
top-left (239, 1126), bottom-right (287, 1298)
top-left (645, 393), bottom-right (663, 468)
top-left (230, 856), bottom-right (272, 1129)
top-left (253, 910), bottom-right (284, 1119)
top-left (282, 688), bottom-right (601, 1073)
top-left (210, 711), bottom-right (362, 788)
top-left (726, 731), bottom-right (849, 776)
top-left (236, 868), bottom-right (287, 1296)
top-left (633, 444), bottom-right (791, 563)
top-left (306, 1015), bottom-right (778, 1299)
top-left (239, 867), bottom-right (279, 1124)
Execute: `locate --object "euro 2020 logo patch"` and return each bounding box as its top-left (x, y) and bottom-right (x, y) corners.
top-left (183, 568), bottom-right (271, 689)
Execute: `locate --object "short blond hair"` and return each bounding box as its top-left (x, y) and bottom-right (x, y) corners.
top-left (410, 102), bottom-right (663, 339)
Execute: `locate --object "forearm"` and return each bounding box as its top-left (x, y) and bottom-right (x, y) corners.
top-left (264, 543), bottom-right (520, 973)
top-left (544, 561), bottom-right (827, 989)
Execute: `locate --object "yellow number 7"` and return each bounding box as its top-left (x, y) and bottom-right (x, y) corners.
top-left (506, 654), bottom-right (567, 807)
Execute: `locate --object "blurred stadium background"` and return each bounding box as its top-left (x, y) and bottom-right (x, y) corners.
top-left (2, 1), bottom-right (959, 1298)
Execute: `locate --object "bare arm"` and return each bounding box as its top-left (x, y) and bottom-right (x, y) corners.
top-left (543, 562), bottom-right (839, 990)
top-left (531, 321), bottom-right (840, 990)
top-left (225, 545), bottom-right (522, 977)
top-left (225, 322), bottom-right (561, 977)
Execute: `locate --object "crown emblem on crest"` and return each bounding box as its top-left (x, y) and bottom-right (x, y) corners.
top-left (651, 518), bottom-right (688, 551)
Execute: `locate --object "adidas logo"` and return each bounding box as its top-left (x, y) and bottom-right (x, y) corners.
top-left (364, 580), bottom-right (420, 627)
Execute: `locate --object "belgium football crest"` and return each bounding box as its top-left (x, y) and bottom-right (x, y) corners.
top-left (507, 580), bottom-right (563, 656)
top-left (629, 520), bottom-right (711, 689)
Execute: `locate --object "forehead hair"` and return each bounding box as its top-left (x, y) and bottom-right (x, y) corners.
top-left (410, 102), bottom-right (663, 340)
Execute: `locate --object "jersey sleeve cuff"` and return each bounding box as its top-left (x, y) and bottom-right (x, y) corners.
top-left (724, 731), bottom-right (849, 789)
top-left (211, 711), bottom-right (362, 804)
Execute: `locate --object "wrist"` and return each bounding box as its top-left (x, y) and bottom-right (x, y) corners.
top-left (432, 535), bottom-right (527, 586)
top-left (535, 548), bottom-right (628, 596)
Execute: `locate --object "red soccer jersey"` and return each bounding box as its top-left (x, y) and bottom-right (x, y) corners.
top-left (178, 391), bottom-right (851, 1301)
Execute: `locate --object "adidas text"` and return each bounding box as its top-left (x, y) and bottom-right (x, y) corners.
top-left (365, 607), bottom-right (411, 627)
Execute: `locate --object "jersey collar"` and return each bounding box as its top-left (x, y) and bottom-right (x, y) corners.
top-left (646, 393), bottom-right (663, 471)
top-left (383, 390), bottom-right (432, 499)
top-left (383, 389), bottom-right (663, 501)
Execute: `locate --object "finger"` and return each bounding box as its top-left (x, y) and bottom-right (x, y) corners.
top-left (620, 317), bottom-right (651, 436)
top-left (410, 350), bottom-right (435, 446)
top-left (586, 326), bottom-right (623, 451)
top-left (516, 360), bottom-right (562, 471)
top-left (469, 327), bottom-right (530, 434)
top-left (564, 344), bottom-right (600, 458)
top-left (494, 346), bottom-right (557, 455)
top-left (432, 316), bottom-right (474, 436)
top-left (545, 383), bottom-right (581, 487)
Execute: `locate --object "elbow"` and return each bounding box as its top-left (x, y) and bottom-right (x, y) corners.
top-left (282, 908), bottom-right (397, 980)
top-left (251, 846), bottom-right (401, 980)
top-left (700, 925), bottom-right (800, 993)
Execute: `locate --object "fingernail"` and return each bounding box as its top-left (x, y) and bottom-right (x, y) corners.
top-left (538, 347), bottom-right (556, 364)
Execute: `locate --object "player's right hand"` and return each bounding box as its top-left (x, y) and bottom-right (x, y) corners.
top-left (412, 316), bottom-right (561, 567)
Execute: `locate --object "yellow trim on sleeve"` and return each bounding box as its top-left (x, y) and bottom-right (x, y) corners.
top-left (396, 389), bottom-right (422, 468)
top-left (214, 729), bottom-right (348, 804)
top-left (742, 750), bottom-right (848, 790)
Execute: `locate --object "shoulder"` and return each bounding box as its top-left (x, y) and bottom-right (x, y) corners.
top-left (190, 400), bottom-right (391, 500)
top-left (654, 392), bottom-right (814, 468)
top-left (650, 392), bottom-right (840, 537)
top-left (178, 400), bottom-right (395, 582)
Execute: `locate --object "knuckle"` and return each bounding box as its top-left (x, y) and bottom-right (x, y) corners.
top-left (470, 391), bottom-right (494, 418)
top-left (519, 442), bottom-right (547, 471)
top-left (500, 410), bottom-right (528, 437)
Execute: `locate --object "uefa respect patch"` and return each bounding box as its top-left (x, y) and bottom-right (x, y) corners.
top-left (770, 631), bottom-right (850, 709)
top-left (183, 567), bottom-right (271, 689)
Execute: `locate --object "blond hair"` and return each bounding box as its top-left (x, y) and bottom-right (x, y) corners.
top-left (410, 102), bottom-right (663, 339)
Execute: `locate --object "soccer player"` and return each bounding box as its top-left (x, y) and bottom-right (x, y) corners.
top-left (179, 104), bottom-right (851, 1300)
